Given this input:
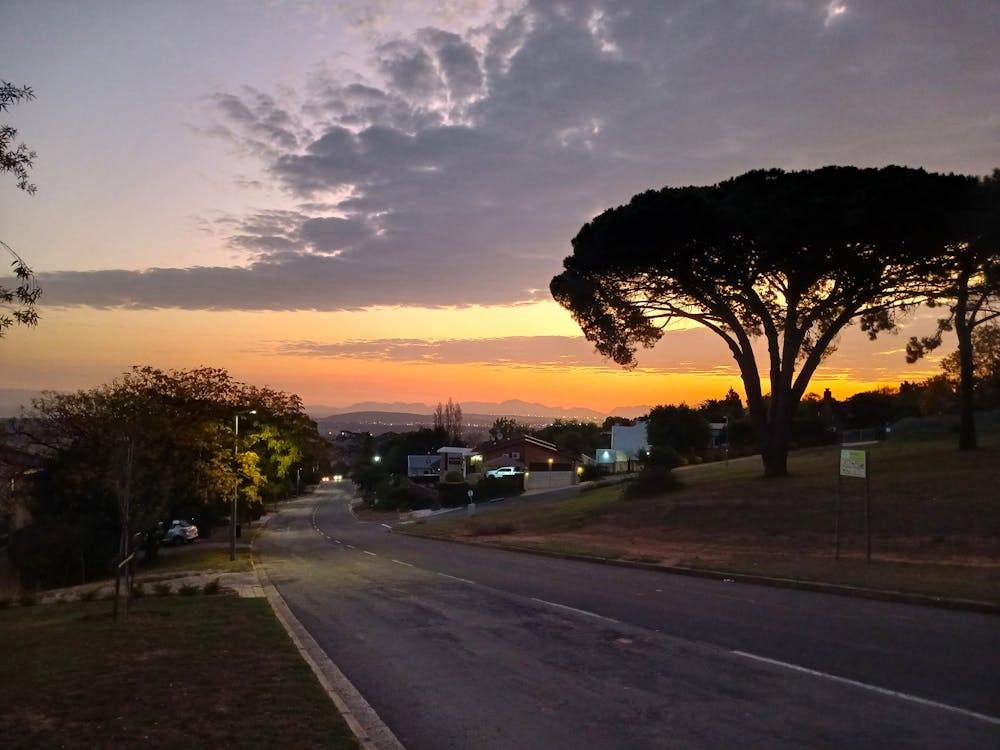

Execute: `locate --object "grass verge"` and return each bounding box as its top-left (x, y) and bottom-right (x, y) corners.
top-left (0, 597), bottom-right (359, 750)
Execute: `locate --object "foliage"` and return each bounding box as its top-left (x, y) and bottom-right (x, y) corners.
top-left (438, 479), bottom-right (471, 507)
top-left (578, 464), bottom-right (604, 482)
top-left (1, 80), bottom-right (41, 339)
top-left (624, 465), bottom-right (682, 499)
top-left (532, 418), bottom-right (604, 456)
top-left (1, 81), bottom-right (36, 194)
top-left (14, 366), bottom-right (325, 587)
top-left (473, 474), bottom-right (525, 500)
top-left (373, 426), bottom-right (448, 476)
top-left (646, 405), bottom-right (710, 455)
top-left (371, 475), bottom-right (437, 511)
top-left (904, 169), bottom-right (1000, 449)
top-left (433, 397), bottom-right (464, 445)
top-left (640, 444), bottom-right (683, 470)
top-left (552, 166), bottom-right (984, 476)
top-left (489, 416), bottom-right (530, 442)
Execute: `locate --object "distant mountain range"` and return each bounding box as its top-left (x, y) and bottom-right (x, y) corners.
top-left (307, 399), bottom-right (651, 421)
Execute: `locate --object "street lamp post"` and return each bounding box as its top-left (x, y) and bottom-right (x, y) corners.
top-left (231, 410), bottom-right (256, 561)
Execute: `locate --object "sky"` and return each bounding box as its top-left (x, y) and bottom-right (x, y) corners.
top-left (2, 0), bottom-right (998, 416)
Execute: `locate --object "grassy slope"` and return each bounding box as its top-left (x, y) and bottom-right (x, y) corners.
top-left (0, 596), bottom-right (359, 750)
top-left (401, 436), bottom-right (1000, 603)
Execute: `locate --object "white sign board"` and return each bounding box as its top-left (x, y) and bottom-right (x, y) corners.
top-left (840, 449), bottom-right (867, 478)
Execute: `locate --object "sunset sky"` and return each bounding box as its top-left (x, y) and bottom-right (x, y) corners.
top-left (2, 1), bottom-right (998, 416)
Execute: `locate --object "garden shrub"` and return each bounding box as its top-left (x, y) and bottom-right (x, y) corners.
top-left (624, 465), bottom-right (682, 499)
top-left (472, 475), bottom-right (524, 501)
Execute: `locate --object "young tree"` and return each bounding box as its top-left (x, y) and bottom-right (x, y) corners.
top-left (552, 166), bottom-right (980, 477)
top-left (433, 398), bottom-right (464, 445)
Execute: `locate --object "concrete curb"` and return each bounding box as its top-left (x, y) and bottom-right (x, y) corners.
top-left (251, 516), bottom-right (405, 750)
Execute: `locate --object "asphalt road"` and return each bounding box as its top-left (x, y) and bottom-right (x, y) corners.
top-left (256, 483), bottom-right (999, 749)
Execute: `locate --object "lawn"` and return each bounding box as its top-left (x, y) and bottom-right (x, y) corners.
top-left (0, 595), bottom-right (359, 750)
top-left (401, 435), bottom-right (1000, 604)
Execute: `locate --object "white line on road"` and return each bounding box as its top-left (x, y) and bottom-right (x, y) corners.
top-left (437, 572), bottom-right (475, 585)
top-left (391, 559), bottom-right (414, 567)
top-left (333, 539), bottom-right (341, 544)
top-left (732, 650), bottom-right (1000, 726)
top-left (345, 544), bottom-right (355, 549)
top-left (530, 597), bottom-right (621, 624)
top-left (363, 550), bottom-right (377, 557)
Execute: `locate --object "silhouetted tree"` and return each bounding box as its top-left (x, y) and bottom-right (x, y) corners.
top-left (1, 83), bottom-right (40, 339)
top-left (552, 166), bottom-right (981, 476)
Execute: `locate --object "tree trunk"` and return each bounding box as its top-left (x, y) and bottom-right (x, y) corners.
top-left (955, 315), bottom-right (978, 450)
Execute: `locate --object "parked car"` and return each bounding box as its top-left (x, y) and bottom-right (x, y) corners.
top-left (162, 519), bottom-right (198, 545)
top-left (486, 466), bottom-right (523, 478)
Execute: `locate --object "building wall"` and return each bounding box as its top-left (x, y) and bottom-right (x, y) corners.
top-left (611, 422), bottom-right (649, 458)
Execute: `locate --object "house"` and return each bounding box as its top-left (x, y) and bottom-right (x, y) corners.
top-left (595, 448), bottom-right (631, 474)
top-left (611, 420), bottom-right (649, 458)
top-left (478, 435), bottom-right (580, 490)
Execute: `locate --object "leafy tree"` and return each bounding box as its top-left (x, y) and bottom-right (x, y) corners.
top-left (645, 405), bottom-right (710, 455)
top-left (532, 418), bottom-right (603, 456)
top-left (1, 82), bottom-right (40, 338)
top-left (16, 367), bottom-right (322, 586)
top-left (906, 173), bottom-right (1000, 448)
top-left (552, 166), bottom-right (980, 476)
top-left (489, 417), bottom-right (530, 442)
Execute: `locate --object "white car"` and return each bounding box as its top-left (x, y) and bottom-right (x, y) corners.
top-left (163, 519), bottom-right (198, 545)
top-left (486, 466), bottom-right (523, 478)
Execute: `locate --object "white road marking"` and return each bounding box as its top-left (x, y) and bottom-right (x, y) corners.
top-left (391, 559), bottom-right (414, 567)
top-left (345, 544), bottom-right (355, 549)
top-left (363, 550), bottom-right (377, 556)
top-left (530, 597), bottom-right (621, 624)
top-left (437, 573), bottom-right (475, 585)
top-left (732, 650), bottom-right (1000, 726)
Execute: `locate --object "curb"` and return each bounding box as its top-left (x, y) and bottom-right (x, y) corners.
top-left (251, 516), bottom-right (405, 750)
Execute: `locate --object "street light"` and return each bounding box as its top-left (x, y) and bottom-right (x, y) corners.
top-left (231, 409), bottom-right (256, 561)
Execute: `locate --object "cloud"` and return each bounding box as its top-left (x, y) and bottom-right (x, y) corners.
top-left (35, 0), bottom-right (1000, 313)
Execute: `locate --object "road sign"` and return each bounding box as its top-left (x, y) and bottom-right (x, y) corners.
top-left (840, 449), bottom-right (867, 478)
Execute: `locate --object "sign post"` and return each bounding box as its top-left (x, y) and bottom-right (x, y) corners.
top-left (836, 449), bottom-right (871, 562)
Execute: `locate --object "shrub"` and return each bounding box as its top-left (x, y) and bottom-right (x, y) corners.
top-left (78, 588), bottom-right (99, 602)
top-left (154, 582), bottom-right (172, 597)
top-left (203, 578), bottom-right (222, 595)
top-left (374, 476), bottom-right (438, 511)
top-left (473, 475), bottom-right (524, 501)
top-left (642, 445), bottom-right (683, 470)
top-left (131, 584), bottom-right (146, 598)
top-left (579, 465), bottom-right (604, 482)
top-left (442, 470), bottom-right (465, 484)
top-left (438, 480), bottom-right (471, 507)
top-left (624, 465), bottom-right (682, 499)
top-left (178, 583), bottom-right (199, 596)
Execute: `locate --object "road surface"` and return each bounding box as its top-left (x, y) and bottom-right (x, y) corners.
top-left (256, 483), bottom-right (999, 749)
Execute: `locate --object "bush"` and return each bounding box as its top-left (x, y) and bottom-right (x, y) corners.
top-left (154, 582), bottom-right (172, 597)
top-left (473, 474), bottom-right (524, 500)
top-left (17, 590), bottom-right (38, 607)
top-left (438, 480), bottom-right (471, 508)
top-left (178, 583), bottom-right (199, 596)
top-left (624, 465), bottom-right (682, 499)
top-left (442, 470), bottom-right (465, 484)
top-left (373, 476), bottom-right (438, 511)
top-left (642, 445), bottom-right (683, 470)
top-left (578, 465), bottom-right (604, 482)
top-left (203, 578), bottom-right (222, 595)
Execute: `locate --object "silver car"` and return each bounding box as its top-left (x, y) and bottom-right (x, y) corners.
top-left (163, 519), bottom-right (198, 545)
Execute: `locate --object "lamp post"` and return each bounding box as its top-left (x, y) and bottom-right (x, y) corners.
top-left (231, 409), bottom-right (256, 561)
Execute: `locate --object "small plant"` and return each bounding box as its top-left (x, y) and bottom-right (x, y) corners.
top-left (131, 584), bottom-right (146, 598)
top-left (178, 583), bottom-right (199, 596)
top-left (202, 578), bottom-right (222, 595)
top-left (78, 588), bottom-right (99, 602)
top-left (0, 596), bottom-right (12, 609)
top-left (154, 582), bottom-right (172, 597)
